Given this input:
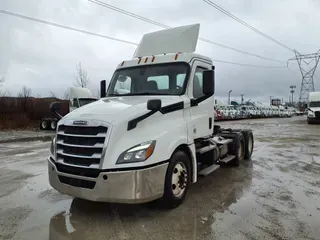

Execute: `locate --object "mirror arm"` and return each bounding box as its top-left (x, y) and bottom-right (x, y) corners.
top-left (52, 111), bottom-right (62, 120)
top-left (191, 95), bottom-right (211, 107)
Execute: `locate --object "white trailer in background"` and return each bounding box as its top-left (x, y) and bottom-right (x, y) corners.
top-left (47, 24), bottom-right (254, 209)
top-left (307, 91), bottom-right (320, 124)
top-left (40, 87), bottom-right (97, 130)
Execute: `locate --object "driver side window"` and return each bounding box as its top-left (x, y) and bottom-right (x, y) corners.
top-left (193, 67), bottom-right (204, 99)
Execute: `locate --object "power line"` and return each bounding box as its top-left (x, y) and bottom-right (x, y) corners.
top-left (0, 9), bottom-right (287, 69)
top-left (202, 0), bottom-right (294, 52)
top-left (0, 9), bottom-right (138, 46)
top-left (211, 59), bottom-right (287, 68)
top-left (89, 0), bottom-right (286, 63)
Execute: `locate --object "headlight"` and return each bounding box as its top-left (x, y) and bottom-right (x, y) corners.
top-left (50, 137), bottom-right (56, 156)
top-left (116, 141), bottom-right (156, 164)
top-left (308, 111), bottom-right (314, 117)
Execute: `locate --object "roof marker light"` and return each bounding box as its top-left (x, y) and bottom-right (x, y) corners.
top-left (138, 57), bottom-right (142, 64)
top-left (145, 57), bottom-right (148, 63)
top-left (152, 56), bottom-right (155, 62)
top-left (121, 61), bottom-right (125, 66)
top-left (175, 53), bottom-right (179, 60)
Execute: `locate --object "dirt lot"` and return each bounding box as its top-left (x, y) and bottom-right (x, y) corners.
top-left (1, 116), bottom-right (320, 240)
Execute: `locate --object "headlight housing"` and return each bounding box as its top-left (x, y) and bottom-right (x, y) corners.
top-left (116, 141), bottom-right (156, 164)
top-left (308, 110), bottom-right (314, 117)
top-left (50, 137), bottom-right (56, 156)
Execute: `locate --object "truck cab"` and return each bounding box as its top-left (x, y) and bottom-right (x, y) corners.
top-left (307, 91), bottom-right (320, 124)
top-left (47, 24), bottom-right (254, 208)
top-left (69, 87), bottom-right (97, 112)
top-left (40, 87), bottom-right (97, 131)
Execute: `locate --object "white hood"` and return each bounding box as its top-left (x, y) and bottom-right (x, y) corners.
top-left (63, 95), bottom-right (183, 123)
top-left (309, 107), bottom-right (320, 112)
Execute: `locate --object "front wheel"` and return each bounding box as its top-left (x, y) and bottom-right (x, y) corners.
top-left (162, 150), bottom-right (191, 209)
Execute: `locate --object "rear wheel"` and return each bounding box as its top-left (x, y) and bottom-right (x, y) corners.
top-left (40, 119), bottom-right (49, 130)
top-left (50, 120), bottom-right (57, 130)
top-left (231, 134), bottom-right (245, 167)
top-left (242, 130), bottom-right (254, 160)
top-left (162, 150), bottom-right (191, 209)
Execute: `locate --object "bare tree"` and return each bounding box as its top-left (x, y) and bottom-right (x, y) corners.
top-left (49, 91), bottom-right (57, 98)
top-left (0, 76), bottom-right (4, 87)
top-left (63, 87), bottom-right (70, 100)
top-left (74, 62), bottom-right (90, 88)
top-left (0, 76), bottom-right (7, 96)
top-left (18, 86), bottom-right (32, 113)
top-left (18, 86), bottom-right (32, 98)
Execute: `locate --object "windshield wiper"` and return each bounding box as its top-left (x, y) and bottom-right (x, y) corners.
top-left (109, 92), bottom-right (174, 96)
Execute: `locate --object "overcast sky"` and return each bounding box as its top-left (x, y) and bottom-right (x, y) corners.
top-left (1, 0), bottom-right (319, 103)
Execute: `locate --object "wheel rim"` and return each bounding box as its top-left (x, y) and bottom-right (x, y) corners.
top-left (41, 121), bottom-right (47, 129)
top-left (51, 121), bottom-right (56, 129)
top-left (171, 162), bottom-right (188, 198)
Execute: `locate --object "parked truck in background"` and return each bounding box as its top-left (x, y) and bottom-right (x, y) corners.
top-left (40, 87), bottom-right (97, 130)
top-left (47, 24), bottom-right (254, 208)
top-left (307, 91), bottom-right (320, 124)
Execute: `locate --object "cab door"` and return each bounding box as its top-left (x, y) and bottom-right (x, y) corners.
top-left (188, 60), bottom-right (214, 139)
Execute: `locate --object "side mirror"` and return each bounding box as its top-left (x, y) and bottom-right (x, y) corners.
top-left (203, 69), bottom-right (215, 96)
top-left (100, 80), bottom-right (106, 98)
top-left (50, 102), bottom-right (62, 119)
top-left (147, 99), bottom-right (162, 111)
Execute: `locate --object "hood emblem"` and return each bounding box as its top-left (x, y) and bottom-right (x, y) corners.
top-left (73, 120), bottom-right (88, 125)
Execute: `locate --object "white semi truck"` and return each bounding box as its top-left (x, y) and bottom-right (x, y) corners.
top-left (307, 91), bottom-right (320, 124)
top-left (47, 24), bottom-right (254, 208)
top-left (40, 87), bottom-right (97, 130)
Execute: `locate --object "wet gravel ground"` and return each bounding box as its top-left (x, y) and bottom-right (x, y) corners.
top-left (1, 116), bottom-right (320, 240)
top-left (0, 130), bottom-right (54, 143)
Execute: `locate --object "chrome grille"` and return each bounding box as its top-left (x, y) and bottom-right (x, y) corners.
top-left (56, 124), bottom-right (107, 167)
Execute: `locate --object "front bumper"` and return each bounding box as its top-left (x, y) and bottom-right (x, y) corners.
top-left (48, 158), bottom-right (168, 204)
top-left (307, 116), bottom-right (320, 123)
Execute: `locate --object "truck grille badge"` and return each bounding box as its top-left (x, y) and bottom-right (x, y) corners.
top-left (73, 120), bottom-right (88, 125)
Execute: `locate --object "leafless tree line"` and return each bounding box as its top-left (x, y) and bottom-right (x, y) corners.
top-left (1, 61), bottom-right (93, 100)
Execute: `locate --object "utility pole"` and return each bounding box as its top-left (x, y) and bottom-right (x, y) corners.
top-left (240, 94), bottom-right (244, 104)
top-left (228, 90), bottom-right (232, 105)
top-left (287, 50), bottom-right (320, 104)
top-left (290, 85), bottom-right (296, 105)
top-left (270, 96), bottom-right (273, 106)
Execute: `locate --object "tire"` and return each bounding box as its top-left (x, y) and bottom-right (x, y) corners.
top-left (50, 120), bottom-right (57, 130)
top-left (40, 119), bottom-right (49, 130)
top-left (242, 130), bottom-right (254, 160)
top-left (231, 133), bottom-right (245, 167)
top-left (162, 150), bottom-right (191, 209)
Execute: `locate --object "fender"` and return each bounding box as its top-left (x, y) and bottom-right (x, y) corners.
top-left (167, 139), bottom-right (197, 183)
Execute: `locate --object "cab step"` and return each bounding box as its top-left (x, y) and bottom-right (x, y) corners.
top-left (198, 164), bottom-right (220, 176)
top-left (218, 155), bottom-right (235, 163)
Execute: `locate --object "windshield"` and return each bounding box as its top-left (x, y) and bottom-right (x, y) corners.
top-left (79, 98), bottom-right (97, 106)
top-left (106, 63), bottom-right (189, 96)
top-left (71, 98), bottom-right (96, 108)
top-left (309, 101), bottom-right (320, 107)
